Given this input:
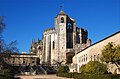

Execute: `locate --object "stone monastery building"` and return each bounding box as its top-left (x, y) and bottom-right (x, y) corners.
top-left (32, 10), bottom-right (91, 65)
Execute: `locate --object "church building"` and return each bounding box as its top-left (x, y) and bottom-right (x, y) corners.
top-left (31, 10), bottom-right (91, 65)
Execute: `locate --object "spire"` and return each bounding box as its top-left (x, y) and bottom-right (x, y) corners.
top-left (60, 5), bottom-right (62, 11)
top-left (59, 4), bottom-right (66, 15)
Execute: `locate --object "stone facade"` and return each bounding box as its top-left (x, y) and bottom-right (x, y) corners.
top-left (72, 31), bottom-right (120, 74)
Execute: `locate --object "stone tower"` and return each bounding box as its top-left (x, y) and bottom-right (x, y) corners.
top-left (54, 10), bottom-right (77, 64)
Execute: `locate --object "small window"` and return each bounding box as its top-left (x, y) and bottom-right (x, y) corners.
top-left (38, 46), bottom-right (41, 50)
top-left (86, 54), bottom-right (87, 61)
top-left (32, 61), bottom-right (34, 63)
top-left (12, 58), bottom-right (15, 63)
top-left (61, 17), bottom-right (64, 23)
top-left (12, 61), bottom-right (14, 63)
top-left (91, 56), bottom-right (92, 61)
top-left (97, 54), bottom-right (100, 61)
top-left (94, 55), bottom-right (96, 61)
top-left (82, 56), bottom-right (83, 62)
top-left (84, 55), bottom-right (85, 62)
top-left (23, 61), bottom-right (25, 64)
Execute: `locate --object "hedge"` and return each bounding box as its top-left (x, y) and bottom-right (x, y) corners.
top-left (56, 73), bottom-right (120, 79)
top-left (56, 72), bottom-right (75, 78)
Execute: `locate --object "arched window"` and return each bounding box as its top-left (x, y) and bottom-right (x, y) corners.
top-left (67, 23), bottom-right (72, 29)
top-left (61, 17), bottom-right (64, 23)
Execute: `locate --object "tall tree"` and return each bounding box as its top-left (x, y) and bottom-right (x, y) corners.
top-left (0, 16), bottom-right (19, 54)
top-left (101, 42), bottom-right (120, 70)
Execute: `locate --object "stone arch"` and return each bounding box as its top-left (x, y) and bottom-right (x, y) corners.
top-left (66, 52), bottom-right (75, 64)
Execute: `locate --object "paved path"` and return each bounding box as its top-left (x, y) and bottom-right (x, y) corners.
top-left (15, 74), bottom-right (74, 79)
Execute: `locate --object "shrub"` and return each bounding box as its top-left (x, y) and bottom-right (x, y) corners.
top-left (4, 69), bottom-right (14, 79)
top-left (0, 68), bottom-right (14, 79)
top-left (80, 61), bottom-right (108, 74)
top-left (58, 66), bottom-right (69, 73)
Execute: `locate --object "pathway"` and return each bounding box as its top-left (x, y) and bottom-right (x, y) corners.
top-left (15, 74), bottom-right (74, 79)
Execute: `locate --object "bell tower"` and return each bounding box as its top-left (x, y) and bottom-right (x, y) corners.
top-left (54, 10), bottom-right (67, 63)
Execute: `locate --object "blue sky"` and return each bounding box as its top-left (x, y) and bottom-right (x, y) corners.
top-left (0, 0), bottom-right (120, 53)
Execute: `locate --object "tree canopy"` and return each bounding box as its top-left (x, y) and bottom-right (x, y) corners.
top-left (101, 42), bottom-right (120, 70)
top-left (0, 16), bottom-right (17, 79)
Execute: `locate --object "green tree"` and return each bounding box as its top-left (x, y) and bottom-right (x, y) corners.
top-left (0, 16), bottom-right (19, 78)
top-left (80, 61), bottom-right (107, 74)
top-left (101, 42), bottom-right (120, 70)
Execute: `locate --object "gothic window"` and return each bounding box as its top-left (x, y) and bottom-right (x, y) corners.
top-left (53, 41), bottom-right (55, 49)
top-left (67, 23), bottom-right (72, 29)
top-left (61, 17), bottom-right (64, 23)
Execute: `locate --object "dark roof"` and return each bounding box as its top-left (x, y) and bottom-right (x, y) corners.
top-left (77, 31), bottom-right (120, 54)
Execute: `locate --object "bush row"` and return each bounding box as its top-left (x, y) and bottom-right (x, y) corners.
top-left (56, 73), bottom-right (120, 79)
top-left (56, 72), bottom-right (74, 78)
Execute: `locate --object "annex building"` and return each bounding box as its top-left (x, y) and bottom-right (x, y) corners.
top-left (72, 31), bottom-right (120, 74)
